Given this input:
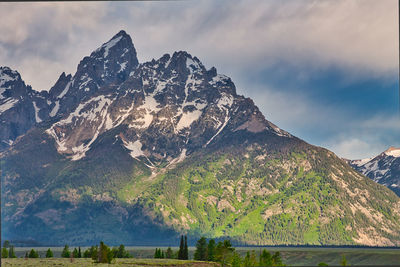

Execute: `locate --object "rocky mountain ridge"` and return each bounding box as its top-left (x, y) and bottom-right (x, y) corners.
top-left (1, 30), bottom-right (400, 247)
top-left (347, 147), bottom-right (400, 196)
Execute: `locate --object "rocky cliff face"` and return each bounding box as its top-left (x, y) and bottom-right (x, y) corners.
top-left (1, 31), bottom-right (400, 246)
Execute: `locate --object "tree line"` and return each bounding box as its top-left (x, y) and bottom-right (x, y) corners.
top-left (192, 237), bottom-right (284, 267)
top-left (2, 238), bottom-right (348, 266)
top-left (154, 235), bottom-right (189, 259)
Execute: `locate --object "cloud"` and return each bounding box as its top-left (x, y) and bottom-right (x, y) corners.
top-left (0, 2), bottom-right (108, 90)
top-left (325, 137), bottom-right (387, 160)
top-left (1, 0), bottom-right (397, 90)
top-left (243, 81), bottom-right (400, 160)
top-left (127, 0), bottom-right (397, 80)
top-left (323, 114), bottom-right (400, 159)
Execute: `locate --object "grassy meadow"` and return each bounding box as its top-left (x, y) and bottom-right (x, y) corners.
top-left (1, 258), bottom-right (218, 267)
top-left (3, 246), bottom-right (400, 266)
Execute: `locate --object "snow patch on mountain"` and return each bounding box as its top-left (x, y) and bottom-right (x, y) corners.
top-left (58, 81), bottom-right (71, 99)
top-left (79, 75), bottom-right (93, 91)
top-left (49, 100), bottom-right (60, 117)
top-left (206, 114), bottom-right (230, 147)
top-left (217, 93), bottom-right (234, 110)
top-left (119, 61), bottom-right (128, 72)
top-left (96, 36), bottom-right (122, 58)
top-left (123, 139), bottom-right (145, 159)
top-left (61, 95), bottom-right (112, 125)
top-left (186, 58), bottom-right (201, 73)
top-left (0, 71), bottom-right (16, 87)
top-left (0, 87), bottom-right (6, 99)
top-left (46, 95), bottom-right (113, 160)
top-left (210, 74), bottom-right (229, 86)
top-left (32, 101), bottom-right (42, 123)
top-left (351, 157), bottom-right (373, 167)
top-left (0, 98), bottom-right (18, 114)
top-left (385, 147), bottom-right (400, 158)
top-left (176, 109), bottom-right (203, 131)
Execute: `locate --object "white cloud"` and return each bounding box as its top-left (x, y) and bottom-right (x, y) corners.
top-left (1, 0), bottom-right (397, 91)
top-left (325, 137), bottom-right (388, 160)
top-left (323, 113), bottom-right (400, 159)
top-left (0, 2), bottom-right (108, 90)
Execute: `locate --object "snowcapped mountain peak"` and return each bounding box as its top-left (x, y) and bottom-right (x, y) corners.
top-left (2, 30), bottom-right (293, 161)
top-left (0, 66), bottom-right (31, 100)
top-left (384, 147), bottom-right (400, 157)
top-left (0, 66), bottom-right (21, 87)
top-left (350, 157), bottom-right (373, 167)
top-left (348, 147), bottom-right (400, 196)
top-left (92, 30), bottom-right (137, 62)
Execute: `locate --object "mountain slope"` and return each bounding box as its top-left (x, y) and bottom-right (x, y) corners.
top-left (1, 31), bottom-right (400, 246)
top-left (347, 147), bottom-right (400, 196)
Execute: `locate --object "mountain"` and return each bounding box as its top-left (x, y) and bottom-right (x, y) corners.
top-left (0, 66), bottom-right (51, 151)
top-left (347, 147), bottom-right (400, 197)
top-left (1, 31), bottom-right (400, 247)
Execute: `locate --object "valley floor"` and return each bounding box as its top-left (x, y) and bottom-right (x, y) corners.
top-left (2, 258), bottom-right (218, 267)
top-left (4, 247), bottom-right (400, 266)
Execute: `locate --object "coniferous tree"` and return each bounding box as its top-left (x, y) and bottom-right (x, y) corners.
top-left (194, 237), bottom-right (208, 261)
top-left (272, 251), bottom-right (283, 266)
top-left (98, 241), bottom-right (108, 263)
top-left (46, 248), bottom-right (53, 258)
top-left (78, 247), bottom-right (82, 258)
top-left (231, 251), bottom-right (242, 267)
top-left (25, 251), bottom-right (28, 259)
top-left (340, 255), bottom-right (348, 266)
top-left (1, 247), bottom-right (8, 258)
top-left (115, 244), bottom-right (129, 258)
top-left (243, 251), bottom-right (251, 267)
top-left (207, 239), bottom-right (216, 261)
top-left (73, 248), bottom-right (79, 258)
top-left (154, 248), bottom-right (160, 258)
top-left (184, 235), bottom-right (189, 260)
top-left (178, 235), bottom-right (184, 260)
top-left (90, 245), bottom-right (99, 260)
top-left (61, 245), bottom-right (70, 258)
top-left (215, 240), bottom-right (234, 267)
top-left (28, 249), bottom-right (39, 258)
top-left (161, 250), bottom-right (165, 258)
top-left (249, 251), bottom-right (258, 266)
top-left (259, 249), bottom-right (272, 266)
top-left (8, 246), bottom-right (16, 258)
top-left (166, 247), bottom-right (173, 259)
top-left (97, 241), bottom-right (114, 263)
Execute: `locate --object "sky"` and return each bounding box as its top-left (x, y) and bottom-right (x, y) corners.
top-left (0, 0), bottom-right (398, 160)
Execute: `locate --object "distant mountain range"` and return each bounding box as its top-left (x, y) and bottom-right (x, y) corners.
top-left (346, 147), bottom-right (400, 197)
top-left (1, 30), bottom-right (400, 246)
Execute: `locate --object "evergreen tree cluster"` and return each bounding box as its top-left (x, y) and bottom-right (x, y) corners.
top-left (192, 237), bottom-right (285, 267)
top-left (60, 245), bottom-right (82, 258)
top-left (28, 249), bottom-right (39, 258)
top-left (46, 248), bottom-right (54, 258)
top-left (112, 244), bottom-right (131, 258)
top-left (154, 248), bottom-right (164, 258)
top-left (178, 235), bottom-right (189, 260)
top-left (97, 241), bottom-right (114, 263)
top-left (154, 247), bottom-right (175, 259)
top-left (1, 240), bottom-right (16, 258)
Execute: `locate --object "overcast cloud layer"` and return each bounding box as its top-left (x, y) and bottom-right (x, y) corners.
top-left (0, 0), bottom-right (398, 159)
